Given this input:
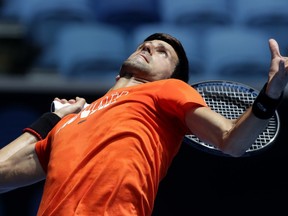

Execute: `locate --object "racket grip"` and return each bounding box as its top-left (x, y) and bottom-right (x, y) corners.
top-left (51, 100), bottom-right (89, 112)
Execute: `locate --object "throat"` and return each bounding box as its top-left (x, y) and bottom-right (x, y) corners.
top-left (111, 76), bottom-right (148, 91)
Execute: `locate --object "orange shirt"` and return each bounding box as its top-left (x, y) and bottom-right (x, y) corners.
top-left (35, 79), bottom-right (207, 216)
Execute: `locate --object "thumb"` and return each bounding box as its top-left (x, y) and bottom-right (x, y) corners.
top-left (75, 97), bottom-right (86, 108)
top-left (269, 38), bottom-right (281, 59)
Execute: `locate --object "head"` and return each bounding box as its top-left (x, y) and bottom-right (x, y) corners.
top-left (119, 33), bottom-right (189, 83)
top-left (144, 33), bottom-right (189, 83)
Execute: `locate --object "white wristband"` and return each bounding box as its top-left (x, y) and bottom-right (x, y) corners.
top-left (51, 100), bottom-right (89, 112)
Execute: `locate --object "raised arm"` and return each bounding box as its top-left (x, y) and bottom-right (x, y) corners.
top-left (0, 97), bottom-right (86, 193)
top-left (186, 39), bottom-right (288, 157)
top-left (0, 97), bottom-right (86, 161)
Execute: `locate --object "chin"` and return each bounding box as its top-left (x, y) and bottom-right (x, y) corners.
top-left (120, 61), bottom-right (149, 76)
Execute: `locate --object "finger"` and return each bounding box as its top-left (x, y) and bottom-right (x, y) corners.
top-left (75, 97), bottom-right (86, 103)
top-left (60, 99), bottom-right (69, 103)
top-left (68, 99), bottom-right (76, 104)
top-left (76, 96), bottom-right (84, 101)
top-left (54, 98), bottom-right (68, 104)
top-left (269, 38), bottom-right (281, 59)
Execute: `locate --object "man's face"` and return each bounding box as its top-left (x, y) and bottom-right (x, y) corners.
top-left (119, 40), bottom-right (179, 81)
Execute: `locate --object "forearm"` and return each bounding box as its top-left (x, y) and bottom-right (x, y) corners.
top-left (0, 143), bottom-right (45, 194)
top-left (0, 132), bottom-right (38, 163)
top-left (221, 107), bottom-right (269, 157)
top-left (222, 83), bottom-right (283, 157)
top-left (0, 97), bottom-right (85, 194)
top-left (0, 112), bottom-right (61, 163)
top-left (0, 97), bottom-right (85, 163)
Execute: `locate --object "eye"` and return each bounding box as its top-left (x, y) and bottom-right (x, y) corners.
top-left (158, 49), bottom-right (167, 56)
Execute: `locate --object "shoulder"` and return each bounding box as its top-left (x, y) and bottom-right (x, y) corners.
top-left (161, 78), bottom-right (189, 86)
top-left (152, 79), bottom-right (206, 106)
top-left (158, 79), bottom-right (200, 95)
top-left (154, 79), bottom-right (194, 90)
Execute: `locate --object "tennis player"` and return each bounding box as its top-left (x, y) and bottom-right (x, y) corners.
top-left (0, 33), bottom-right (287, 215)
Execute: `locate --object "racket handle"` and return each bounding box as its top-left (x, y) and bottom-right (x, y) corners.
top-left (51, 100), bottom-right (89, 112)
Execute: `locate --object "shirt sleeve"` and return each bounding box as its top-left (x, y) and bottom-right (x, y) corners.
top-left (157, 79), bottom-right (207, 123)
top-left (35, 135), bottom-right (51, 173)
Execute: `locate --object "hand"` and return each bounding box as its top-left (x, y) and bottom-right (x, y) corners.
top-left (53, 97), bottom-right (86, 118)
top-left (266, 39), bottom-right (288, 99)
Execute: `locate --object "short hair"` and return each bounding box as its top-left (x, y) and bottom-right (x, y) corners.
top-left (144, 33), bottom-right (189, 83)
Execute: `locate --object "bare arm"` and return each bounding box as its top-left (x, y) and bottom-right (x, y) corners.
top-left (186, 106), bottom-right (268, 157)
top-left (0, 97), bottom-right (86, 161)
top-left (186, 39), bottom-right (288, 157)
top-left (0, 97), bottom-right (86, 193)
top-left (0, 132), bottom-right (39, 163)
top-left (0, 143), bottom-right (45, 193)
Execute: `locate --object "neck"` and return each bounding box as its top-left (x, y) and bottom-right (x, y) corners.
top-left (109, 75), bottom-right (149, 91)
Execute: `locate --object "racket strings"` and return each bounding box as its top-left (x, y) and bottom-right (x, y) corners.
top-left (186, 82), bottom-right (280, 155)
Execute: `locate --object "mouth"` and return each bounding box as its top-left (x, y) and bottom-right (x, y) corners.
top-left (138, 53), bottom-right (149, 63)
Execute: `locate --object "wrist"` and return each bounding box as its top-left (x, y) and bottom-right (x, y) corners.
top-left (265, 84), bottom-right (283, 100)
top-left (23, 112), bottom-right (61, 140)
top-left (252, 83), bottom-right (283, 119)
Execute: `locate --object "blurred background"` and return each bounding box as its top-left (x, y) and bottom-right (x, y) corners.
top-left (0, 0), bottom-right (287, 215)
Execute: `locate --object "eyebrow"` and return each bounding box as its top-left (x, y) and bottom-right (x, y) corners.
top-left (138, 41), bottom-right (173, 55)
top-left (157, 43), bottom-right (168, 50)
top-left (156, 42), bottom-right (174, 57)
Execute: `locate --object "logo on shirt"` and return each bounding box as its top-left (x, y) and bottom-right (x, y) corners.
top-left (56, 90), bottom-right (129, 134)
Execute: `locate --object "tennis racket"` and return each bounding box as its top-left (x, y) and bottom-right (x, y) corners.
top-left (184, 80), bottom-right (280, 157)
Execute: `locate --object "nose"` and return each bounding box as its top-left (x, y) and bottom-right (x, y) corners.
top-left (142, 42), bottom-right (152, 55)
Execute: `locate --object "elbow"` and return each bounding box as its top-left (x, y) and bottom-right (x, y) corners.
top-left (217, 136), bottom-right (247, 158)
top-left (223, 150), bottom-right (245, 158)
top-left (219, 141), bottom-right (247, 158)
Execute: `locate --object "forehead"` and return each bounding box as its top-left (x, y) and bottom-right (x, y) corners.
top-left (145, 39), bottom-right (173, 49)
top-left (145, 39), bottom-right (178, 58)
